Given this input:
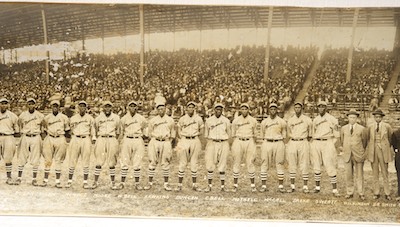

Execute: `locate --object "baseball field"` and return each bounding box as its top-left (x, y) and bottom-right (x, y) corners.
top-left (0, 141), bottom-right (399, 224)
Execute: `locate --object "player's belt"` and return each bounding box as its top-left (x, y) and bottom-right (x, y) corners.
top-left (25, 134), bottom-right (38, 137)
top-left (185, 136), bottom-right (197, 139)
top-left (75, 135), bottom-right (87, 138)
top-left (291, 138), bottom-right (306, 141)
top-left (264, 139), bottom-right (282, 142)
top-left (49, 134), bottom-right (61, 138)
top-left (314, 138), bottom-right (328, 141)
top-left (101, 135), bottom-right (115, 138)
top-left (238, 137), bottom-right (250, 141)
top-left (155, 138), bottom-right (166, 142)
top-left (127, 136), bottom-right (141, 139)
top-left (0, 133), bottom-right (12, 136)
top-left (212, 139), bottom-right (227, 142)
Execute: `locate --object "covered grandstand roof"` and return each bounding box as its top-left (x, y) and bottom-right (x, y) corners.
top-left (0, 3), bottom-right (399, 49)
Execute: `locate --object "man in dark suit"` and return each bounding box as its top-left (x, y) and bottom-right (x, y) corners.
top-left (366, 109), bottom-right (394, 200)
top-left (391, 127), bottom-right (400, 201)
top-left (340, 109), bottom-right (368, 200)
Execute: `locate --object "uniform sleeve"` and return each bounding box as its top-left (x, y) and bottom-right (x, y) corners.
top-left (115, 115), bottom-right (121, 136)
top-left (91, 116), bottom-right (96, 139)
top-left (148, 118), bottom-right (154, 138)
top-left (231, 118), bottom-right (237, 137)
top-left (226, 118), bottom-right (232, 138)
top-left (281, 119), bottom-right (287, 139)
top-left (12, 112), bottom-right (20, 133)
top-left (204, 118), bottom-right (209, 138)
top-left (64, 115), bottom-right (71, 131)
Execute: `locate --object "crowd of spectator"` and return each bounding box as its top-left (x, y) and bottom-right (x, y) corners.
top-left (305, 48), bottom-right (395, 110)
top-left (0, 45), bottom-right (316, 118)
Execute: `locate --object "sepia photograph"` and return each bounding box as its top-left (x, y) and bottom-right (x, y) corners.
top-left (0, 0), bottom-right (399, 226)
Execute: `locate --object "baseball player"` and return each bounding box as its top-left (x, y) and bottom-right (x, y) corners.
top-left (144, 102), bottom-right (175, 191)
top-left (118, 100), bottom-right (147, 190)
top-left (204, 103), bottom-right (231, 192)
top-left (66, 101), bottom-right (96, 189)
top-left (0, 98), bottom-right (20, 185)
top-left (92, 101), bottom-right (120, 189)
top-left (286, 102), bottom-right (312, 193)
top-left (260, 103), bottom-right (287, 193)
top-left (15, 98), bottom-right (44, 186)
top-left (231, 103), bottom-right (257, 192)
top-left (339, 109), bottom-right (368, 200)
top-left (41, 100), bottom-right (70, 188)
top-left (311, 101), bottom-right (340, 197)
top-left (175, 101), bottom-right (204, 192)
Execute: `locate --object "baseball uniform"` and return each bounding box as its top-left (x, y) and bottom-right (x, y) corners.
top-left (287, 113), bottom-right (312, 192)
top-left (42, 109), bottom-right (70, 186)
top-left (176, 110), bottom-right (204, 190)
top-left (93, 110), bottom-right (120, 188)
top-left (67, 111), bottom-right (95, 188)
top-left (260, 115), bottom-right (287, 191)
top-left (17, 108), bottom-right (44, 185)
top-left (204, 111), bottom-right (231, 191)
top-left (146, 110), bottom-right (175, 190)
top-left (231, 113), bottom-right (257, 191)
top-left (311, 111), bottom-right (339, 194)
top-left (119, 110), bottom-right (147, 188)
top-left (0, 106), bottom-right (20, 184)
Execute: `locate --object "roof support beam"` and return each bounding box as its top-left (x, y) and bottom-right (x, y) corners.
top-left (41, 4), bottom-right (50, 84)
top-left (264, 6), bottom-right (273, 82)
top-left (346, 8), bottom-right (359, 83)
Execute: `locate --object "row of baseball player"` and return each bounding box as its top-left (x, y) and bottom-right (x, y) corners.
top-left (0, 97), bottom-right (399, 201)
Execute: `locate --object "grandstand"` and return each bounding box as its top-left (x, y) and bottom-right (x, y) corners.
top-left (1, 3), bottom-right (400, 127)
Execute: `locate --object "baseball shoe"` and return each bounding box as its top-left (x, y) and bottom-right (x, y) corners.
top-left (259, 186), bottom-right (268, 192)
top-left (40, 181), bottom-right (48, 187)
top-left (83, 183), bottom-right (91, 189)
top-left (396, 196), bottom-right (400, 201)
top-left (164, 184), bottom-right (172, 191)
top-left (14, 179), bottom-right (21, 185)
top-left (65, 182), bottom-right (72, 188)
top-left (110, 182), bottom-right (118, 190)
top-left (91, 182), bottom-right (99, 189)
top-left (344, 194), bottom-right (353, 199)
top-left (204, 185), bottom-right (212, 193)
top-left (143, 183), bottom-right (152, 190)
top-left (192, 184), bottom-right (202, 192)
top-left (134, 183), bottom-right (143, 190)
top-left (251, 186), bottom-right (257, 193)
top-left (32, 179), bottom-right (39, 186)
top-left (313, 187), bottom-right (321, 193)
top-left (5, 178), bottom-right (14, 185)
top-left (220, 186), bottom-right (227, 192)
top-left (231, 186), bottom-right (238, 192)
top-left (287, 188), bottom-right (295, 193)
top-left (385, 195), bottom-right (392, 201)
top-left (55, 182), bottom-right (63, 188)
top-left (332, 190), bottom-right (341, 198)
top-left (359, 195), bottom-right (366, 201)
top-left (175, 185), bottom-right (182, 192)
top-left (278, 187), bottom-right (286, 193)
top-left (302, 187), bottom-right (310, 194)
top-left (373, 194), bottom-right (380, 200)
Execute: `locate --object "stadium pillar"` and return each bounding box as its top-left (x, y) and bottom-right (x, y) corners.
top-left (263, 6), bottom-right (273, 82)
top-left (393, 17), bottom-right (400, 60)
top-left (346, 8), bottom-right (359, 83)
top-left (41, 5), bottom-right (50, 84)
top-left (139, 4), bottom-right (145, 86)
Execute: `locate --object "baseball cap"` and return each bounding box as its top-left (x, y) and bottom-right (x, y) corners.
top-left (214, 103), bottom-right (224, 109)
top-left (102, 101), bottom-right (113, 107)
top-left (187, 101), bottom-right (196, 107)
top-left (0, 97), bottom-right (9, 103)
top-left (50, 100), bottom-right (60, 106)
top-left (78, 101), bottom-right (88, 106)
top-left (294, 102), bottom-right (303, 107)
top-left (156, 102), bottom-right (165, 108)
top-left (128, 100), bottom-right (138, 106)
top-left (269, 103), bottom-right (278, 108)
top-left (240, 103), bottom-right (250, 109)
top-left (317, 101), bottom-right (327, 106)
top-left (27, 98), bottom-right (36, 104)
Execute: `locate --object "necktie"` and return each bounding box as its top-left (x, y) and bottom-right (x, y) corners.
top-left (350, 125), bottom-right (353, 135)
top-left (376, 123), bottom-right (379, 132)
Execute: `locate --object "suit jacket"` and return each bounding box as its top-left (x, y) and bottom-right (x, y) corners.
top-left (391, 129), bottom-right (400, 150)
top-left (340, 123), bottom-right (368, 162)
top-left (366, 121), bottom-right (394, 163)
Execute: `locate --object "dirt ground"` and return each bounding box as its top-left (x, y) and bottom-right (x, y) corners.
top-left (0, 144), bottom-right (399, 224)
